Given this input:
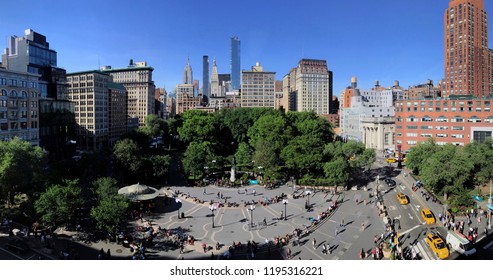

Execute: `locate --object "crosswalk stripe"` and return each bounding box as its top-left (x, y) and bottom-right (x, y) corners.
top-left (415, 241), bottom-right (431, 260)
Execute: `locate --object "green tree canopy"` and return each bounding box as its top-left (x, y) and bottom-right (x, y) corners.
top-left (90, 195), bottom-right (129, 235)
top-left (92, 177), bottom-right (119, 201)
top-left (113, 138), bottom-right (143, 173)
top-left (420, 144), bottom-right (474, 197)
top-left (178, 110), bottom-right (219, 144)
top-left (405, 139), bottom-right (439, 175)
top-left (34, 179), bottom-right (84, 228)
top-left (247, 114), bottom-right (292, 153)
top-left (139, 114), bottom-right (167, 138)
top-left (0, 137), bottom-right (45, 203)
top-left (235, 142), bottom-right (253, 167)
top-left (182, 141), bottom-right (215, 178)
top-left (323, 157), bottom-right (350, 187)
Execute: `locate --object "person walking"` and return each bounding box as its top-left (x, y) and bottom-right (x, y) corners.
top-left (359, 248), bottom-right (366, 259)
top-left (312, 238), bottom-right (317, 249)
top-left (322, 244), bottom-right (327, 255)
top-left (287, 247), bottom-right (292, 259)
top-left (340, 218), bottom-right (345, 227)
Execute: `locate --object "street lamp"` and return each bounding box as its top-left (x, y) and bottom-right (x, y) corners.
top-left (209, 205), bottom-right (217, 228)
top-left (175, 198), bottom-right (182, 219)
top-left (248, 205), bottom-right (256, 228)
top-left (283, 199), bottom-right (288, 221)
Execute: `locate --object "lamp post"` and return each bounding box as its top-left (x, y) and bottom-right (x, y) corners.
top-left (283, 199), bottom-right (288, 220)
top-left (209, 205), bottom-right (217, 228)
top-left (248, 205), bottom-right (256, 228)
top-left (175, 198), bottom-right (182, 219)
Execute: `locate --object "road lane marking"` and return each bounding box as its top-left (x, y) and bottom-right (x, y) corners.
top-left (400, 224), bottom-right (420, 235)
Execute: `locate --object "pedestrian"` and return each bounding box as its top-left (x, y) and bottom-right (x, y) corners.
top-left (322, 244), bottom-right (327, 255)
top-left (287, 248), bottom-right (292, 259)
top-left (359, 248), bottom-right (366, 259)
top-left (340, 219), bottom-right (345, 227)
top-left (280, 211), bottom-right (284, 220)
top-left (374, 235), bottom-right (378, 244)
top-left (106, 249), bottom-right (111, 260)
top-left (217, 192), bottom-right (220, 199)
top-left (202, 243), bottom-right (207, 253)
top-left (312, 238), bottom-right (317, 249)
top-left (203, 188), bottom-right (206, 195)
top-left (238, 189), bottom-right (240, 194)
top-left (361, 223), bottom-right (365, 231)
top-left (335, 228), bottom-right (339, 236)
top-left (98, 248), bottom-right (104, 260)
top-left (253, 189), bottom-right (256, 196)
top-left (211, 252), bottom-right (215, 259)
top-left (180, 243), bottom-right (184, 254)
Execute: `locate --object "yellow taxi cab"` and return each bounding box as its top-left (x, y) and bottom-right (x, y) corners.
top-left (396, 192), bottom-right (409, 205)
top-left (421, 208), bottom-right (436, 224)
top-left (386, 157), bottom-right (396, 163)
top-left (425, 231), bottom-right (449, 259)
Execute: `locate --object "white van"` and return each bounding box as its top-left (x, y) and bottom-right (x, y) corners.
top-left (445, 231), bottom-right (476, 256)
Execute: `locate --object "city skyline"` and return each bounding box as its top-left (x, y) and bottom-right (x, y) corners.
top-left (1, 0), bottom-right (493, 95)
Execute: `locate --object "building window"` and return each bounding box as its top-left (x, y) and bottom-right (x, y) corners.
top-left (406, 133), bottom-right (418, 137)
top-left (452, 126), bottom-right (464, 130)
top-left (473, 131), bottom-right (492, 144)
top-left (436, 126), bottom-right (448, 130)
top-left (407, 126), bottom-right (418, 129)
top-left (436, 116), bottom-right (448, 122)
top-left (451, 134), bottom-right (464, 138)
top-left (436, 133), bottom-right (448, 138)
top-left (420, 133), bottom-right (433, 138)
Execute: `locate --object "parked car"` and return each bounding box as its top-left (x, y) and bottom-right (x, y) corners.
top-left (5, 238), bottom-right (29, 254)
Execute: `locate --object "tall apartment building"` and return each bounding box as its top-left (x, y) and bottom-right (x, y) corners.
top-left (282, 59), bottom-right (333, 115)
top-left (202, 55), bottom-right (209, 98)
top-left (230, 36), bottom-right (241, 91)
top-left (443, 0), bottom-right (491, 97)
top-left (0, 68), bottom-right (40, 145)
top-left (406, 80), bottom-right (441, 100)
top-left (240, 62), bottom-right (275, 108)
top-left (67, 71), bottom-right (110, 150)
top-left (101, 60), bottom-right (155, 127)
top-left (2, 29), bottom-right (75, 158)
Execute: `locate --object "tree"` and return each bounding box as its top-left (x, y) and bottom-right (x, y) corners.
top-left (420, 145), bottom-right (474, 199)
top-left (0, 137), bottom-right (45, 204)
top-left (34, 179), bottom-right (84, 228)
top-left (235, 142), bottom-right (253, 167)
top-left (139, 114), bottom-right (167, 138)
top-left (182, 141), bottom-right (215, 178)
top-left (113, 138), bottom-right (143, 173)
top-left (252, 139), bottom-right (281, 179)
top-left (147, 154), bottom-right (171, 179)
top-left (323, 157), bottom-right (350, 188)
top-left (248, 114), bottom-right (292, 153)
top-left (178, 110), bottom-right (219, 144)
top-left (465, 139), bottom-right (493, 195)
top-left (90, 195), bottom-right (129, 235)
top-left (92, 177), bottom-right (119, 201)
top-left (357, 148), bottom-right (377, 170)
top-left (406, 139), bottom-right (438, 175)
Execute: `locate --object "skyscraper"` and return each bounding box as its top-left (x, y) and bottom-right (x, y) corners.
top-left (443, 0), bottom-right (491, 97)
top-left (183, 57), bottom-right (193, 85)
top-left (202, 55), bottom-right (209, 98)
top-left (230, 36), bottom-right (241, 91)
top-left (210, 58), bottom-right (219, 97)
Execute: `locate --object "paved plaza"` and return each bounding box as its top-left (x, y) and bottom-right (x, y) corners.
top-left (136, 181), bottom-right (386, 260)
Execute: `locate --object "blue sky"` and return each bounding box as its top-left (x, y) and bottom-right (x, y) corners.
top-left (1, 0), bottom-right (493, 96)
